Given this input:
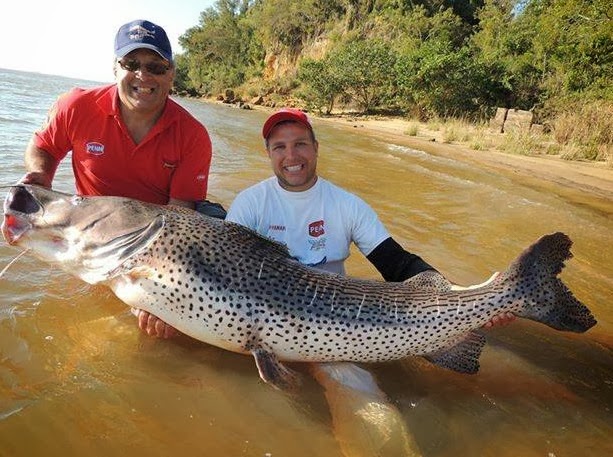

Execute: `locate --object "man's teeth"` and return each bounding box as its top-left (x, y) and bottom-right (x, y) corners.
top-left (285, 165), bottom-right (302, 172)
top-left (133, 87), bottom-right (154, 94)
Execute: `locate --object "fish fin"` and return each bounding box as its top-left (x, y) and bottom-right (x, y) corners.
top-left (423, 331), bottom-right (486, 374)
top-left (252, 348), bottom-right (301, 391)
top-left (502, 232), bottom-right (596, 332)
top-left (227, 221), bottom-right (292, 258)
top-left (83, 215), bottom-right (165, 282)
top-left (402, 270), bottom-right (453, 292)
top-left (126, 266), bottom-right (156, 280)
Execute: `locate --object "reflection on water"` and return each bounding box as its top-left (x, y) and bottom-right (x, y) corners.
top-left (1, 98), bottom-right (612, 457)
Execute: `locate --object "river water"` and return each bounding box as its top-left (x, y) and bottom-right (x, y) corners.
top-left (0, 68), bottom-right (611, 457)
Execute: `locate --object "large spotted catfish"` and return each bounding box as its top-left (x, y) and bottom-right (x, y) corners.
top-left (2, 185), bottom-right (596, 390)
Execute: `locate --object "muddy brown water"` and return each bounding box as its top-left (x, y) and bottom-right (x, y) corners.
top-left (1, 100), bottom-right (611, 457)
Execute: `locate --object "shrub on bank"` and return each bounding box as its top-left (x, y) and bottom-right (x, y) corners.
top-left (551, 101), bottom-right (613, 162)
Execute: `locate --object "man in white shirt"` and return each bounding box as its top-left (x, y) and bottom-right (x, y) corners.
top-left (226, 108), bottom-right (437, 281)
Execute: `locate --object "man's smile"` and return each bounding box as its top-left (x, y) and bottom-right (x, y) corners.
top-left (132, 86), bottom-right (155, 94)
top-left (284, 164), bottom-right (304, 172)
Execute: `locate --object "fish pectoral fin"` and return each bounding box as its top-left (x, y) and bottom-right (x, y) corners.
top-left (80, 216), bottom-right (165, 284)
top-left (125, 266), bottom-right (156, 280)
top-left (252, 348), bottom-right (301, 391)
top-left (423, 331), bottom-right (486, 374)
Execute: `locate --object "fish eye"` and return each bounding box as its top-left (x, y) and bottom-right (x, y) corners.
top-left (70, 196), bottom-right (83, 206)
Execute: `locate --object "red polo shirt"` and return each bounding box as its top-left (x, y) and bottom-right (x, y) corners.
top-left (34, 84), bottom-right (211, 204)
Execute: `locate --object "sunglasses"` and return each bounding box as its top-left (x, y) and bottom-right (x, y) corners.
top-left (117, 58), bottom-right (171, 76)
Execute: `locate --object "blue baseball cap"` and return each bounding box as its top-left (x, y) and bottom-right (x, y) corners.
top-left (114, 20), bottom-right (173, 63)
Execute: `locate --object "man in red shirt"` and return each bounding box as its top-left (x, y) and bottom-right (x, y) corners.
top-left (21, 19), bottom-right (211, 207)
top-left (19, 19), bottom-right (214, 337)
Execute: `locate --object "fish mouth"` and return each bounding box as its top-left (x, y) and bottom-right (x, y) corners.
top-left (2, 213), bottom-right (32, 245)
top-left (2, 185), bottom-right (42, 245)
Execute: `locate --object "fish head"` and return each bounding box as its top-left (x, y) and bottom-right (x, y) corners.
top-left (2, 185), bottom-right (164, 283)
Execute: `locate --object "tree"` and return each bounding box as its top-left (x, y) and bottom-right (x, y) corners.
top-left (297, 58), bottom-right (345, 114)
top-left (178, 0), bottom-right (260, 94)
top-left (471, 0), bottom-right (612, 112)
top-left (528, 0), bottom-right (612, 100)
top-left (396, 41), bottom-right (500, 119)
top-left (328, 39), bottom-right (397, 112)
top-left (248, 0), bottom-right (335, 52)
top-left (469, 0), bottom-right (543, 109)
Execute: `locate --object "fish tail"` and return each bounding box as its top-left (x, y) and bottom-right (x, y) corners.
top-left (500, 232), bottom-right (596, 332)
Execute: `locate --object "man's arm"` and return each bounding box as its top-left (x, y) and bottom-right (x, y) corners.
top-left (366, 237), bottom-right (436, 282)
top-left (20, 142), bottom-right (60, 188)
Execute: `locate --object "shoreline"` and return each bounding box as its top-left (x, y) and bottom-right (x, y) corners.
top-left (329, 114), bottom-right (613, 216)
top-left (319, 113), bottom-right (612, 194)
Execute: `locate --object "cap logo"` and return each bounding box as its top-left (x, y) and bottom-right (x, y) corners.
top-left (128, 25), bottom-right (155, 41)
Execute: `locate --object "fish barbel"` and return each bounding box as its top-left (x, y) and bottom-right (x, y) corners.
top-left (1, 185), bottom-right (597, 390)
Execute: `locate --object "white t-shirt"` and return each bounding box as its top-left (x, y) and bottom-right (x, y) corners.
top-left (226, 177), bottom-right (390, 275)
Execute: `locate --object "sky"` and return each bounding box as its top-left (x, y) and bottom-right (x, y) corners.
top-left (0, 0), bottom-right (216, 82)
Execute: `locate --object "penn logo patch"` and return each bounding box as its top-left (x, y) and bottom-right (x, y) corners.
top-left (86, 142), bottom-right (105, 155)
top-left (309, 220), bottom-right (325, 238)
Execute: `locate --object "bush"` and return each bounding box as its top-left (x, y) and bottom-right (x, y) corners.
top-left (328, 39), bottom-right (396, 113)
top-left (297, 58), bottom-right (344, 114)
top-left (395, 42), bottom-right (502, 120)
top-left (552, 100), bottom-right (613, 148)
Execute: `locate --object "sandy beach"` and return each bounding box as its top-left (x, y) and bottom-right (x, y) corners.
top-left (328, 115), bottom-right (612, 193)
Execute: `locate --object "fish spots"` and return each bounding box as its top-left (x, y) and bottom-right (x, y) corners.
top-left (111, 208), bottom-right (594, 368)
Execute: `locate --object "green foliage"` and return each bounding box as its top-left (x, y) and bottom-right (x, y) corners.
top-left (531, 0), bottom-right (612, 99)
top-left (471, 0), bottom-right (612, 111)
top-left (297, 58), bottom-right (345, 114)
top-left (248, 0), bottom-right (340, 51)
top-left (174, 0), bottom-right (611, 141)
top-left (328, 39), bottom-right (397, 112)
top-left (395, 39), bottom-right (503, 119)
top-left (172, 54), bottom-right (191, 95)
top-left (177, 0), bottom-right (261, 95)
top-left (297, 38), bottom-right (399, 114)
top-left (470, 0), bottom-right (544, 109)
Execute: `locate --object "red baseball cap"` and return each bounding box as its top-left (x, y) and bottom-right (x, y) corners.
top-left (262, 108), bottom-right (313, 139)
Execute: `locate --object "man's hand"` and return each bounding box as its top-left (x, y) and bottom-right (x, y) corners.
top-left (18, 171), bottom-right (53, 188)
top-left (21, 145), bottom-right (60, 189)
top-left (131, 308), bottom-right (179, 339)
top-left (482, 312), bottom-right (516, 328)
